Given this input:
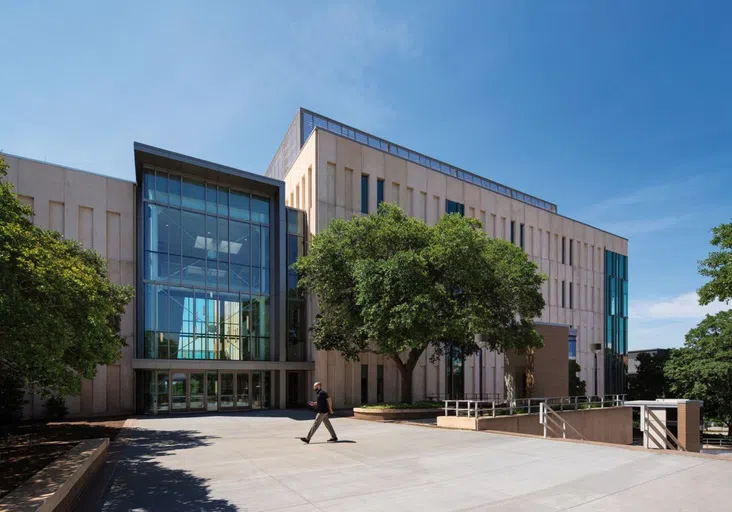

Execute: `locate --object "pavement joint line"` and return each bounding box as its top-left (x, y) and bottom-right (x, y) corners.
top-left (559, 459), bottom-right (710, 511)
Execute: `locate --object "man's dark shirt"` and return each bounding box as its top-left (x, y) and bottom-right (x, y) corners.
top-left (315, 389), bottom-right (329, 414)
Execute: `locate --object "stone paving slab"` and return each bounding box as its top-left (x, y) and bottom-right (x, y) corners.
top-left (100, 410), bottom-right (732, 511)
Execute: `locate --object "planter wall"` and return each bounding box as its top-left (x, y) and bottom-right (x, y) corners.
top-left (353, 408), bottom-right (442, 422)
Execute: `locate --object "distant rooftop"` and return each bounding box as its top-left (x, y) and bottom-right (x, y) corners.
top-left (299, 108), bottom-right (558, 213)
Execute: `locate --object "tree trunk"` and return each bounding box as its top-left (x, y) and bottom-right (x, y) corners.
top-left (390, 348), bottom-right (424, 404)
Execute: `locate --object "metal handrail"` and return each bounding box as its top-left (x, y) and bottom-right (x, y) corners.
top-left (443, 394), bottom-right (626, 418)
top-left (540, 402), bottom-right (586, 440)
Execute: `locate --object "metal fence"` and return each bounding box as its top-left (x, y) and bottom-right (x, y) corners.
top-left (443, 395), bottom-right (626, 418)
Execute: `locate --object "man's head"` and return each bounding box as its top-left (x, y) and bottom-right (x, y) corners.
top-left (313, 382), bottom-right (322, 392)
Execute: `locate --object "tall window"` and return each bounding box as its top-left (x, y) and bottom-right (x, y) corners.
top-left (376, 179), bottom-right (385, 207)
top-left (287, 208), bottom-right (307, 361)
top-left (562, 280), bottom-right (566, 308)
top-left (519, 223), bottom-right (525, 250)
top-left (377, 365), bottom-right (384, 403)
top-left (569, 282), bottom-right (573, 309)
top-left (361, 364), bottom-right (369, 404)
top-left (142, 169), bottom-right (271, 362)
top-left (569, 238), bottom-right (574, 266)
top-left (361, 175), bottom-right (369, 214)
top-left (510, 221), bottom-right (516, 244)
top-left (569, 328), bottom-right (577, 359)
top-left (562, 236), bottom-right (566, 264)
top-left (445, 199), bottom-right (465, 216)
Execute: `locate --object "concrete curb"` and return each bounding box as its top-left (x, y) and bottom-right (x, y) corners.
top-left (0, 438), bottom-right (109, 512)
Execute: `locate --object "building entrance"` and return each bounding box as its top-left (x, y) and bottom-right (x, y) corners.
top-left (140, 369), bottom-right (271, 414)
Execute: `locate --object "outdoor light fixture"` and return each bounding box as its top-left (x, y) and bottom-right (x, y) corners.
top-left (591, 342), bottom-right (602, 397)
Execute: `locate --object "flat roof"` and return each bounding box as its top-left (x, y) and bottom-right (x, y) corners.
top-left (301, 108), bottom-right (558, 213)
top-left (1, 151), bottom-right (136, 184)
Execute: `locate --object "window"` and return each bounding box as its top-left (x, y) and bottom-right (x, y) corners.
top-left (569, 329), bottom-right (577, 359)
top-left (446, 199), bottom-right (465, 216)
top-left (519, 223), bottom-right (525, 250)
top-left (510, 221), bottom-right (516, 244)
top-left (361, 175), bottom-right (369, 214)
top-left (562, 280), bottom-right (566, 308)
top-left (377, 179), bottom-right (385, 207)
top-left (569, 282), bottom-right (573, 309)
top-left (377, 365), bottom-right (384, 403)
top-left (569, 239), bottom-right (574, 266)
top-left (562, 237), bottom-right (566, 264)
top-left (361, 364), bottom-right (369, 404)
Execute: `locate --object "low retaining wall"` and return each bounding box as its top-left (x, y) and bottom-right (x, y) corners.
top-left (438, 407), bottom-right (632, 445)
top-left (0, 438), bottom-right (109, 512)
top-left (353, 408), bottom-right (443, 422)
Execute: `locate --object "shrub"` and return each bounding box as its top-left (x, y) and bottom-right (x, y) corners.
top-left (360, 401), bottom-right (442, 410)
top-left (0, 367), bottom-right (26, 425)
top-left (45, 396), bottom-right (68, 420)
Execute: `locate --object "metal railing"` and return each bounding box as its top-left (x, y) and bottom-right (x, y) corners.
top-left (443, 394), bottom-right (626, 418)
top-left (702, 437), bottom-right (732, 447)
top-left (540, 402), bottom-right (586, 440)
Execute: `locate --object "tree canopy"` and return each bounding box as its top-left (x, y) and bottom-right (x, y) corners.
top-left (628, 350), bottom-right (671, 401)
top-left (698, 221), bottom-right (732, 306)
top-left (0, 157), bottom-right (133, 402)
top-left (568, 360), bottom-right (586, 396)
top-left (294, 202), bottom-right (546, 402)
top-left (665, 310), bottom-right (732, 429)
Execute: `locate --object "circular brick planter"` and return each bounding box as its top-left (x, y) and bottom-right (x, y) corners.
top-left (353, 407), bottom-right (443, 422)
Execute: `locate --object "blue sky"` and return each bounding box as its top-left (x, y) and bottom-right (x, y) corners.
top-left (2, 1), bottom-right (730, 349)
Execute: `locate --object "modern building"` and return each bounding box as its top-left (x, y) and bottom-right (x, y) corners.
top-left (4, 106), bottom-right (628, 418)
top-left (267, 108), bottom-right (628, 404)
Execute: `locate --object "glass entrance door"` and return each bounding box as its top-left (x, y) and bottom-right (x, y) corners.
top-left (236, 373), bottom-right (250, 408)
top-left (157, 371), bottom-right (169, 413)
top-left (220, 373), bottom-right (234, 409)
top-left (190, 373), bottom-right (204, 410)
top-left (287, 371), bottom-right (300, 408)
top-left (206, 371), bottom-right (218, 411)
top-left (171, 373), bottom-right (187, 411)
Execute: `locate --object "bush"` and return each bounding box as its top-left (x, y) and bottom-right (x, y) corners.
top-left (359, 401), bottom-right (442, 410)
top-left (45, 396), bottom-right (68, 420)
top-left (0, 367), bottom-right (26, 425)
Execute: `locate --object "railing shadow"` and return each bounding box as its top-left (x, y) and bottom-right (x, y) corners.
top-left (101, 427), bottom-right (238, 512)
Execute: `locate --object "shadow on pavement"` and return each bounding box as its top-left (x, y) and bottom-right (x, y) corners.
top-left (99, 427), bottom-right (237, 512)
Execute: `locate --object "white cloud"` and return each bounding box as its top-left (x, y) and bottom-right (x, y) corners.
top-left (629, 291), bottom-right (730, 350)
top-left (599, 214), bottom-right (692, 237)
top-left (630, 291), bottom-right (728, 320)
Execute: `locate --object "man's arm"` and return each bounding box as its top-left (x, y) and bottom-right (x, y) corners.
top-left (327, 397), bottom-right (333, 414)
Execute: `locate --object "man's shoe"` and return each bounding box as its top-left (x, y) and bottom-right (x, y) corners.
top-left (300, 437), bottom-right (310, 444)
top-left (327, 437), bottom-right (338, 443)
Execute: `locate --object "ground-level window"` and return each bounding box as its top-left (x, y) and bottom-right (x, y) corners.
top-left (377, 364), bottom-right (384, 403)
top-left (361, 364), bottom-right (369, 404)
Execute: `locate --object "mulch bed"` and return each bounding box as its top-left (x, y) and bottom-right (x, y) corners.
top-left (0, 417), bottom-right (127, 499)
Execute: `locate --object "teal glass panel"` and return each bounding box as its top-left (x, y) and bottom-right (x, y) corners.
top-left (156, 173), bottom-right (169, 204)
top-left (182, 178), bottom-right (205, 211)
top-left (251, 195), bottom-right (269, 224)
top-left (143, 171), bottom-right (155, 200)
top-left (169, 175), bottom-right (181, 207)
top-left (218, 188), bottom-right (229, 217)
top-left (230, 190), bottom-right (250, 221)
top-left (229, 220), bottom-right (250, 266)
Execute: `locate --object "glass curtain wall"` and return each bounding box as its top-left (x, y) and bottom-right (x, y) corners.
top-left (142, 168), bottom-right (271, 361)
top-left (605, 250), bottom-right (629, 394)
top-left (286, 208), bottom-right (307, 361)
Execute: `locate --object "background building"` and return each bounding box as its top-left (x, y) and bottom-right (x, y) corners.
top-left (4, 107), bottom-right (628, 416)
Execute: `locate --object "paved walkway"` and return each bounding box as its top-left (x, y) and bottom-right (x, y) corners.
top-left (100, 410), bottom-right (732, 511)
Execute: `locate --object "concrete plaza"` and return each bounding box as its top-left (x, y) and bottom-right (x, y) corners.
top-left (100, 410), bottom-right (732, 511)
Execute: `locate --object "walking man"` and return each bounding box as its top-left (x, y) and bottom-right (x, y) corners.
top-left (300, 382), bottom-right (338, 444)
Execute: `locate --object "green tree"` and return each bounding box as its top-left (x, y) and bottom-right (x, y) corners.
top-left (627, 350), bottom-right (671, 400)
top-left (0, 157), bottom-right (133, 404)
top-left (295, 203), bottom-right (546, 403)
top-left (698, 221), bottom-right (732, 306)
top-left (568, 359), bottom-right (586, 396)
top-left (665, 311), bottom-right (732, 431)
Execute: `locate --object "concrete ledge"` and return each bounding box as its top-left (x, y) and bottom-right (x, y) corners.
top-left (353, 408), bottom-right (442, 422)
top-left (0, 438), bottom-right (109, 512)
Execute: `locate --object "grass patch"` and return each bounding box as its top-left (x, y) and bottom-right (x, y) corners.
top-left (359, 401), bottom-right (443, 410)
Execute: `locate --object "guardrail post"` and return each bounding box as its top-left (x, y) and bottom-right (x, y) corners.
top-left (444, 401), bottom-right (448, 417)
top-left (492, 401), bottom-right (496, 418)
top-left (528, 398), bottom-right (531, 414)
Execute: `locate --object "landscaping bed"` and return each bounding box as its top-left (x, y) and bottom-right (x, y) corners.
top-left (354, 402), bottom-right (443, 421)
top-left (0, 417), bottom-right (126, 499)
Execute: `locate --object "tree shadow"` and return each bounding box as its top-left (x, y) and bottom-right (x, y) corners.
top-left (99, 427), bottom-right (238, 512)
